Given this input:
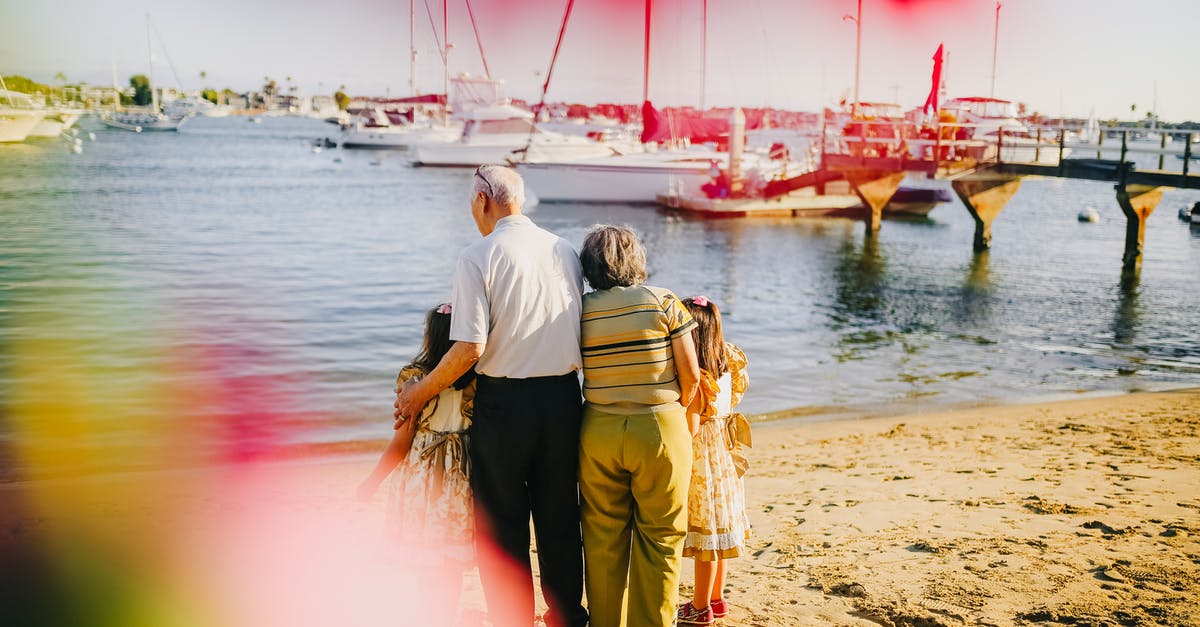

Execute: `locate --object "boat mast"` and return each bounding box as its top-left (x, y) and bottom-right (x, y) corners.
top-left (853, 0), bottom-right (861, 116)
top-left (643, 0), bottom-right (651, 104)
top-left (990, 2), bottom-right (1000, 99)
top-left (442, 0), bottom-right (449, 123)
top-left (410, 0), bottom-right (419, 96)
top-left (0, 75), bottom-right (14, 107)
top-left (699, 0), bottom-right (706, 111)
top-left (842, 0), bottom-right (862, 116)
top-left (146, 14), bottom-right (158, 112)
top-left (111, 55), bottom-right (121, 111)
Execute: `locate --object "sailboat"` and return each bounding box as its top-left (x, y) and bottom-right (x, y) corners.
top-left (100, 15), bottom-right (190, 132)
top-left (403, 1), bottom-right (609, 166)
top-left (516, 0), bottom-right (802, 204)
top-left (338, 0), bottom-right (462, 149)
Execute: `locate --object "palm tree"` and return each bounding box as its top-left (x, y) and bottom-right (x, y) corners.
top-left (53, 72), bottom-right (67, 102)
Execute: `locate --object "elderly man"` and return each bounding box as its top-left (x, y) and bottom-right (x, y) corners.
top-left (395, 165), bottom-right (588, 627)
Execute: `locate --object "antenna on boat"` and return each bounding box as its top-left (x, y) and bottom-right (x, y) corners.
top-left (842, 0), bottom-right (862, 116)
top-left (699, 0), bottom-right (706, 111)
top-left (990, 2), bottom-right (1001, 99)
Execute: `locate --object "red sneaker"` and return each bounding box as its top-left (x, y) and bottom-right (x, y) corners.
top-left (710, 598), bottom-right (728, 618)
top-left (677, 601), bottom-right (714, 625)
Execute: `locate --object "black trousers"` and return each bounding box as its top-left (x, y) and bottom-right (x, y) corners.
top-left (470, 372), bottom-right (588, 627)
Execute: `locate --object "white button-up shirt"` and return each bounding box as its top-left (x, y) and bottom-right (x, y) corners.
top-left (449, 215), bottom-right (584, 378)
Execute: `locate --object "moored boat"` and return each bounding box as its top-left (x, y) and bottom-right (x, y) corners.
top-left (941, 97), bottom-right (1067, 164)
top-left (885, 186), bottom-right (953, 216)
top-left (100, 109), bottom-right (188, 132)
top-left (411, 104), bottom-right (612, 167)
top-left (28, 107), bottom-right (86, 137)
top-left (518, 148), bottom-right (721, 204)
top-left (0, 107), bottom-right (45, 143)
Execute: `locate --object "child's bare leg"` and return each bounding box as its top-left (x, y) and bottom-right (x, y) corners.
top-left (691, 557), bottom-right (719, 609)
top-left (712, 558), bottom-right (728, 601)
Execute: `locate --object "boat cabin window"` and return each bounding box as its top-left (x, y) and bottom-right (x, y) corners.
top-left (967, 100), bottom-right (1018, 119)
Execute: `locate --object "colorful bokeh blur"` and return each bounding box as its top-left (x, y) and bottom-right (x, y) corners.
top-left (0, 184), bottom-right (476, 627)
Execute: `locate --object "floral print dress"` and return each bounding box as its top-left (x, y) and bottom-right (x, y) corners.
top-left (386, 366), bottom-right (475, 565)
top-left (682, 343), bottom-right (751, 561)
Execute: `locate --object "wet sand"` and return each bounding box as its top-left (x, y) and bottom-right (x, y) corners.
top-left (710, 388), bottom-right (1200, 626)
top-left (3, 389), bottom-right (1198, 626)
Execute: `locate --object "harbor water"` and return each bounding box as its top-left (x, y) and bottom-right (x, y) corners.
top-left (2, 116), bottom-right (1199, 469)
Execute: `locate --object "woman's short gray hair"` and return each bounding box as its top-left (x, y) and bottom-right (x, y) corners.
top-left (580, 225), bottom-right (648, 290)
top-left (474, 164), bottom-right (525, 208)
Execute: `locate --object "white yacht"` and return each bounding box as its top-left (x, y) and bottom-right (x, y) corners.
top-left (0, 107), bottom-right (45, 143)
top-left (0, 90), bottom-right (47, 142)
top-left (29, 107), bottom-right (86, 137)
top-left (516, 148), bottom-right (724, 203)
top-left (942, 97), bottom-right (1066, 164)
top-left (0, 91), bottom-right (87, 138)
top-left (339, 111), bottom-right (462, 149)
top-left (412, 104), bottom-right (612, 167)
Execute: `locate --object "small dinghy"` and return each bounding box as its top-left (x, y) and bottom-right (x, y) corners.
top-left (1078, 207), bottom-right (1099, 223)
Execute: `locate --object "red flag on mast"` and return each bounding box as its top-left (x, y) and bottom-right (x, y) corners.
top-left (923, 43), bottom-right (944, 116)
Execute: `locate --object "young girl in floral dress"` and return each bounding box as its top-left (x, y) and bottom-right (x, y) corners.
top-left (676, 296), bottom-right (751, 626)
top-left (358, 303), bottom-right (475, 625)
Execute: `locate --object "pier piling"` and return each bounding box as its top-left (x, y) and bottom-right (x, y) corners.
top-left (1115, 184), bottom-right (1162, 269)
top-left (951, 174), bottom-right (1023, 251)
top-left (844, 170), bottom-right (906, 232)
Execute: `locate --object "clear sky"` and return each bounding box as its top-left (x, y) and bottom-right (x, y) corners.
top-left (3, 0), bottom-right (1197, 121)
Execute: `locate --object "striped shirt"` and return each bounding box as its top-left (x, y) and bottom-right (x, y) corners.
top-left (581, 284), bottom-right (698, 413)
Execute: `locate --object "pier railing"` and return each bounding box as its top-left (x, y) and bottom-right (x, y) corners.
top-left (820, 118), bottom-right (1198, 183)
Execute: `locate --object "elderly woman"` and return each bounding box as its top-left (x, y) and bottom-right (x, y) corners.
top-left (577, 225), bottom-right (700, 627)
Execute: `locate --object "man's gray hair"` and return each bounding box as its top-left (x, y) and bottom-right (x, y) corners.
top-left (580, 224), bottom-right (648, 291)
top-left (474, 164), bottom-right (526, 208)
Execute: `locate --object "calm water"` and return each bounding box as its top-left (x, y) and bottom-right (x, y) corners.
top-left (2, 116), bottom-right (1199, 456)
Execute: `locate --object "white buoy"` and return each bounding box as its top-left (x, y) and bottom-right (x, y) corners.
top-left (88, 132), bottom-right (96, 141)
top-left (1078, 207), bottom-right (1099, 223)
top-left (312, 146), bottom-right (323, 154)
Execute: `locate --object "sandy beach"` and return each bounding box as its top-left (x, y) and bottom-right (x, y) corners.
top-left (3, 388), bottom-right (1198, 626)
top-left (713, 388), bottom-right (1200, 627)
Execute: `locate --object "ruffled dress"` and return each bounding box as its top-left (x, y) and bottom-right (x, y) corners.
top-left (682, 343), bottom-right (751, 561)
top-left (386, 366), bottom-right (475, 565)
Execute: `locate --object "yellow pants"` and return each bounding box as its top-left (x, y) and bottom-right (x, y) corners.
top-left (578, 403), bottom-right (693, 627)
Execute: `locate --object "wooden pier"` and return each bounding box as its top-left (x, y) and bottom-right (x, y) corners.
top-left (821, 123), bottom-right (1200, 270)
